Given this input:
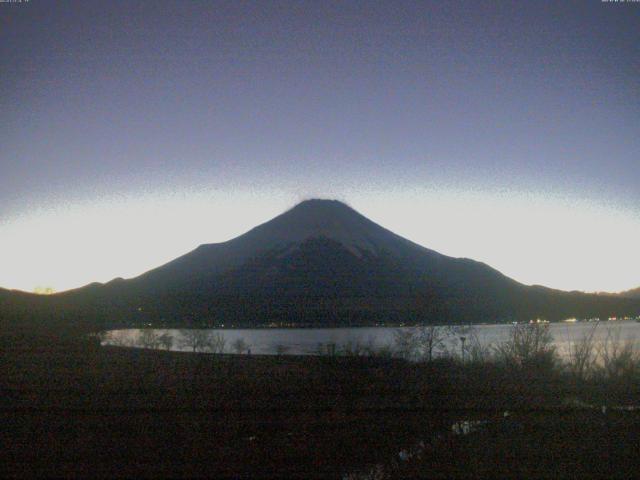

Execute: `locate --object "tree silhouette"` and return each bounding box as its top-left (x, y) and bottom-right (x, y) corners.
top-left (179, 330), bottom-right (226, 353)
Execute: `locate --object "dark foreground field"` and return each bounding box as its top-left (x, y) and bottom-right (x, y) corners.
top-left (2, 334), bottom-right (640, 479)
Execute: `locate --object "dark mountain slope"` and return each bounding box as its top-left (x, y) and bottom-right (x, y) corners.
top-left (620, 287), bottom-right (640, 299)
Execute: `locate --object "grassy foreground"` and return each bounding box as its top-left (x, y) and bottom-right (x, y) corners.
top-left (2, 332), bottom-right (640, 478)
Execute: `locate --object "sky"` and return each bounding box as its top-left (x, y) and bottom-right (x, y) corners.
top-left (1, 0), bottom-right (639, 294)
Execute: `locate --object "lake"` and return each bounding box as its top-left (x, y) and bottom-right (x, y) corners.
top-left (102, 320), bottom-right (640, 360)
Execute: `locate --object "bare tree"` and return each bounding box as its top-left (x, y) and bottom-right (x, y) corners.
top-left (209, 332), bottom-right (227, 353)
top-left (179, 329), bottom-right (200, 352)
top-left (565, 322), bottom-right (599, 380)
top-left (393, 328), bottom-right (421, 360)
top-left (597, 326), bottom-right (638, 379)
top-left (417, 325), bottom-right (447, 361)
top-left (179, 329), bottom-right (226, 353)
top-left (394, 325), bottom-right (448, 361)
top-left (103, 330), bottom-right (134, 347)
top-left (158, 332), bottom-right (174, 351)
top-left (494, 323), bottom-right (557, 369)
top-left (138, 329), bottom-right (161, 349)
top-left (231, 337), bottom-right (249, 354)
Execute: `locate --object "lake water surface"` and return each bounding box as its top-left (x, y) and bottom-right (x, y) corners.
top-left (103, 320), bottom-right (640, 360)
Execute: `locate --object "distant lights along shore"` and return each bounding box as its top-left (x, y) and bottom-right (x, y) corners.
top-left (526, 317), bottom-right (640, 324)
top-left (530, 318), bottom-right (550, 324)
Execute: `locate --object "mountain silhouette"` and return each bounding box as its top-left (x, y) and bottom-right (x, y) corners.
top-left (2, 199), bottom-right (640, 331)
top-left (620, 287), bottom-right (640, 299)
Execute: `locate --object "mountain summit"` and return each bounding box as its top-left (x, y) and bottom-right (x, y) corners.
top-left (236, 199), bottom-right (423, 254)
top-left (201, 198), bottom-right (434, 258)
top-left (3, 200), bottom-right (640, 330)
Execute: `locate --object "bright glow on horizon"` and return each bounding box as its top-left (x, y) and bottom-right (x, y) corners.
top-left (354, 189), bottom-right (640, 294)
top-left (0, 188), bottom-right (638, 294)
top-left (0, 190), bottom-right (293, 293)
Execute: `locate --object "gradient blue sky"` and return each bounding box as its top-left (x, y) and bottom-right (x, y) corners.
top-left (1, 0), bottom-right (639, 293)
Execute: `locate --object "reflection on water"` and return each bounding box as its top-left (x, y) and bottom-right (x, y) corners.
top-left (102, 321), bottom-right (640, 360)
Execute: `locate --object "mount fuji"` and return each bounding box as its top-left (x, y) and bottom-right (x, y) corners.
top-left (2, 199), bottom-right (639, 330)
